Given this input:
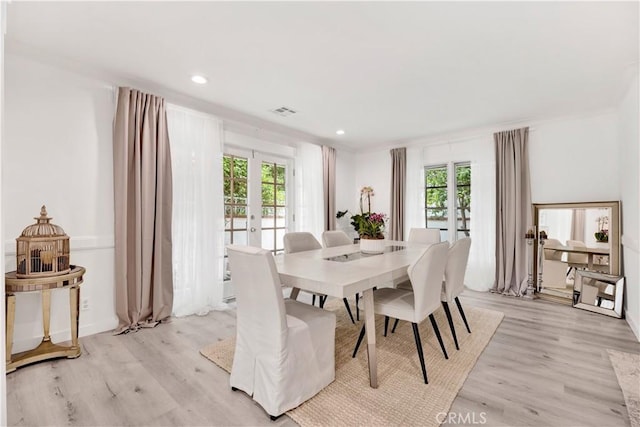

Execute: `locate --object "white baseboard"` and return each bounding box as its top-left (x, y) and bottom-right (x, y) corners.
top-left (626, 313), bottom-right (640, 342)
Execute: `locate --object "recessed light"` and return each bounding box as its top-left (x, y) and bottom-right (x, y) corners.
top-left (191, 75), bottom-right (208, 84)
top-left (336, 129), bottom-right (345, 135)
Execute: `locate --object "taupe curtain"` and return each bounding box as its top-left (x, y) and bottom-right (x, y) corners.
top-left (571, 209), bottom-right (586, 242)
top-left (390, 147), bottom-right (406, 241)
top-left (494, 127), bottom-right (531, 296)
top-left (322, 145), bottom-right (336, 231)
top-left (113, 87), bottom-right (173, 334)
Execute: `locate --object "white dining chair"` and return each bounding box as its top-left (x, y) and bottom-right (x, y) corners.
top-left (284, 232), bottom-right (357, 323)
top-left (227, 245), bottom-right (336, 419)
top-left (321, 230), bottom-right (360, 321)
top-left (395, 228), bottom-right (443, 291)
top-left (544, 238), bottom-right (564, 261)
top-left (352, 241), bottom-right (449, 384)
top-left (566, 239), bottom-right (588, 273)
top-left (322, 230), bottom-right (353, 247)
top-left (408, 227), bottom-right (442, 244)
top-left (440, 238), bottom-right (472, 351)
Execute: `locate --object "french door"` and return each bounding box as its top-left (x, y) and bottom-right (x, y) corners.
top-left (223, 147), bottom-right (293, 298)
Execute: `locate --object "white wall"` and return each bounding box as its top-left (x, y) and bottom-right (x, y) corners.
top-left (353, 150), bottom-right (391, 217)
top-left (618, 70), bottom-right (640, 340)
top-left (529, 112), bottom-right (620, 203)
top-left (3, 54), bottom-right (117, 352)
top-left (0, 2), bottom-right (6, 423)
top-left (334, 148), bottom-right (358, 237)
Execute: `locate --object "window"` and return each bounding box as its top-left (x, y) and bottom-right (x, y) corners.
top-left (455, 163), bottom-right (471, 239)
top-left (261, 161), bottom-right (287, 255)
top-left (425, 165), bottom-right (449, 241)
top-left (223, 155), bottom-right (249, 248)
top-left (424, 162), bottom-right (471, 241)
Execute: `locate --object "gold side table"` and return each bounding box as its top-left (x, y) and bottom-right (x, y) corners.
top-left (5, 265), bottom-right (86, 373)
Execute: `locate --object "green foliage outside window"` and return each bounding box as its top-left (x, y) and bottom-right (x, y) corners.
top-left (425, 164), bottom-right (471, 235)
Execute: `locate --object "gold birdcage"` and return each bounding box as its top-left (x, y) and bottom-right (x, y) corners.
top-left (16, 206), bottom-right (70, 278)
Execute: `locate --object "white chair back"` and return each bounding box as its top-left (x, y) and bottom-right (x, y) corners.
top-left (283, 232), bottom-right (322, 253)
top-left (544, 238), bottom-right (564, 261)
top-left (408, 228), bottom-right (441, 244)
top-left (226, 245), bottom-right (287, 350)
top-left (322, 230), bottom-right (352, 247)
top-left (408, 241), bottom-right (449, 321)
top-left (442, 238), bottom-right (472, 302)
top-left (567, 240), bottom-right (588, 264)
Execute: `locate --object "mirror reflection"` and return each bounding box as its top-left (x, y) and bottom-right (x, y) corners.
top-left (534, 202), bottom-right (620, 303)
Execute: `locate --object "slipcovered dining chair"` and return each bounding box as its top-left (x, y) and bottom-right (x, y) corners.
top-left (441, 238), bottom-right (472, 351)
top-left (408, 227), bottom-right (442, 244)
top-left (352, 241), bottom-right (450, 384)
top-left (284, 232), bottom-right (356, 323)
top-left (227, 245), bottom-right (336, 419)
top-left (322, 230), bottom-right (360, 321)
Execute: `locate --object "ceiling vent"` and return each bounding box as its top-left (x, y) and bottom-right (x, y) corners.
top-left (270, 106), bottom-right (297, 117)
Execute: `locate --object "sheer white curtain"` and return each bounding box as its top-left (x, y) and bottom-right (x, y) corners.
top-left (467, 155), bottom-right (496, 291)
top-left (404, 146), bottom-right (426, 237)
top-left (421, 137), bottom-right (495, 291)
top-left (295, 142), bottom-right (324, 241)
top-left (167, 104), bottom-right (226, 316)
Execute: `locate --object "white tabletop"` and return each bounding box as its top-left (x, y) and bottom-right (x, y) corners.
top-left (545, 243), bottom-right (609, 255)
top-left (274, 240), bottom-right (429, 298)
top-left (274, 239), bottom-right (431, 388)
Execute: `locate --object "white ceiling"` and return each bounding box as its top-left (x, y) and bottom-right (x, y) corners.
top-left (5, 1), bottom-right (638, 149)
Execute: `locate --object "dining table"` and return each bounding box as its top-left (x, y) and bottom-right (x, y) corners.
top-left (544, 242), bottom-right (610, 270)
top-left (273, 239), bottom-right (430, 388)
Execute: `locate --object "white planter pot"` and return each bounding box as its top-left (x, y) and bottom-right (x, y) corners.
top-left (360, 237), bottom-right (386, 254)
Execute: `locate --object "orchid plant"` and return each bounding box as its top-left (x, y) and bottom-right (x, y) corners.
top-left (336, 186), bottom-right (387, 239)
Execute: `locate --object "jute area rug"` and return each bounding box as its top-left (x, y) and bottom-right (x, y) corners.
top-left (201, 299), bottom-right (503, 427)
top-left (608, 349), bottom-right (640, 427)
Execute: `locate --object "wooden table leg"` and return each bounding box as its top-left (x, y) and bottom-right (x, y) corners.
top-left (587, 254), bottom-right (594, 270)
top-left (41, 289), bottom-right (51, 342)
top-left (363, 288), bottom-right (378, 388)
top-left (6, 294), bottom-right (15, 366)
top-left (69, 286), bottom-right (80, 349)
top-left (289, 287), bottom-right (300, 300)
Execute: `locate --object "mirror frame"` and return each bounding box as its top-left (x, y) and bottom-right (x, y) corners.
top-left (533, 201), bottom-right (621, 277)
top-left (573, 270), bottom-right (624, 318)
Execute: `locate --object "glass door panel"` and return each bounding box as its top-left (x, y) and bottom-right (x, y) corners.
top-left (223, 150), bottom-right (292, 299)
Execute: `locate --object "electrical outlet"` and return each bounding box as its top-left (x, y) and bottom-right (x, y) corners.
top-left (81, 298), bottom-right (90, 311)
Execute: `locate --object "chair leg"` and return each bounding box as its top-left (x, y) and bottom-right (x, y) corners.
top-left (411, 323), bottom-right (428, 384)
top-left (429, 314), bottom-right (449, 360)
top-left (442, 302), bottom-right (459, 351)
top-left (355, 293), bottom-right (360, 321)
top-left (312, 294), bottom-right (316, 306)
top-left (384, 316), bottom-right (389, 337)
top-left (343, 298), bottom-right (355, 324)
top-left (352, 324), bottom-right (366, 358)
top-left (320, 295), bottom-right (327, 308)
top-left (455, 296), bottom-right (471, 333)
top-left (391, 318), bottom-right (400, 333)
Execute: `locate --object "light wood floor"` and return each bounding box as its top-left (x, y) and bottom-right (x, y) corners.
top-left (7, 291), bottom-right (640, 426)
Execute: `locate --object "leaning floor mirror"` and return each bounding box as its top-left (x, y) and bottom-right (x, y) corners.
top-left (533, 201), bottom-right (622, 315)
